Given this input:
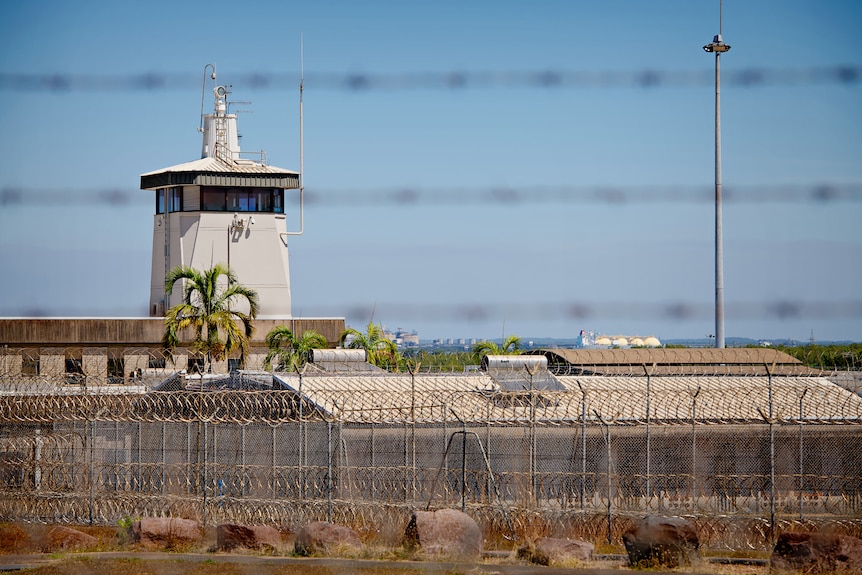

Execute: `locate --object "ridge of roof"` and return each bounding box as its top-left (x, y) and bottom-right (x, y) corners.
top-left (140, 155), bottom-right (298, 177)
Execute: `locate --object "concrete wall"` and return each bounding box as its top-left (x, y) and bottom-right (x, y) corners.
top-left (0, 318), bottom-right (345, 347)
top-left (0, 317), bottom-right (346, 379)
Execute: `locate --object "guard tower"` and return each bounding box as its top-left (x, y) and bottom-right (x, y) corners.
top-left (141, 71), bottom-right (301, 319)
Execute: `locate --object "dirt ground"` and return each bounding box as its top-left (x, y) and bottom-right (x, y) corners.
top-left (0, 522), bottom-right (769, 575)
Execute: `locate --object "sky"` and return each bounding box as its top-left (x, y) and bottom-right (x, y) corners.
top-left (0, 0), bottom-right (860, 343)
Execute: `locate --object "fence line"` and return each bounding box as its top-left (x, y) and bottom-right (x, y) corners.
top-left (1, 382), bottom-right (860, 550)
top-left (1, 382), bottom-right (860, 426)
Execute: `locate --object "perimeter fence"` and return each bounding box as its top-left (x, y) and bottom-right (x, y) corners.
top-left (1, 367), bottom-right (861, 552)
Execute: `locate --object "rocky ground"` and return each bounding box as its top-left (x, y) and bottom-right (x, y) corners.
top-left (0, 521), bottom-right (770, 575)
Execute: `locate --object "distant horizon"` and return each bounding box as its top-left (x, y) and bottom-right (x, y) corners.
top-left (0, 311), bottom-right (854, 346)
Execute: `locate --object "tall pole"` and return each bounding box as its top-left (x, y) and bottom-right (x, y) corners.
top-left (704, 1), bottom-right (730, 348)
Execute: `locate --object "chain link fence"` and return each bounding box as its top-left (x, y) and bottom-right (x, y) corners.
top-left (1, 364), bottom-right (860, 551)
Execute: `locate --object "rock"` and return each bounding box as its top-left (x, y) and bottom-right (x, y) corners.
top-left (622, 516), bottom-right (699, 568)
top-left (129, 517), bottom-right (202, 549)
top-left (294, 521), bottom-right (361, 556)
top-left (518, 536), bottom-right (594, 565)
top-left (403, 508), bottom-right (482, 560)
top-left (46, 526), bottom-right (97, 551)
top-left (772, 531), bottom-right (862, 574)
top-left (216, 524), bottom-right (281, 552)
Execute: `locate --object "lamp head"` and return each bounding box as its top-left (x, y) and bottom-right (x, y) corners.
top-left (703, 34), bottom-right (731, 53)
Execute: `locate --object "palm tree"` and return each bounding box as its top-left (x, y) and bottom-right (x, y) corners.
top-left (339, 322), bottom-right (399, 370)
top-left (264, 326), bottom-right (328, 371)
top-left (473, 334), bottom-right (522, 359)
top-left (161, 264), bottom-right (259, 373)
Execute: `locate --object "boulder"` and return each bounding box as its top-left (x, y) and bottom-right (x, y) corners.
top-left (46, 526), bottom-right (97, 551)
top-left (216, 524), bottom-right (281, 552)
top-left (129, 517), bottom-right (201, 549)
top-left (772, 531), bottom-right (862, 574)
top-left (294, 521), bottom-right (361, 556)
top-left (622, 516), bottom-right (699, 568)
top-left (518, 536), bottom-right (594, 565)
top-left (403, 508), bottom-right (482, 560)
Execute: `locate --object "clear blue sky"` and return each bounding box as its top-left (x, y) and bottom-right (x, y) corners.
top-left (1, 0), bottom-right (860, 343)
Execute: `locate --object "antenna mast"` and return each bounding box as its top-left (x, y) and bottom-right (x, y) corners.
top-left (286, 36), bottom-right (305, 236)
top-left (199, 64), bottom-right (216, 133)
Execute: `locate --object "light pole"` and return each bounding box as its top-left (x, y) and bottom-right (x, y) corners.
top-left (703, 1), bottom-right (730, 349)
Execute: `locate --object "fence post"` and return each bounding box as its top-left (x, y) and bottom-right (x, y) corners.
top-left (136, 420), bottom-right (142, 492)
top-left (461, 418), bottom-right (468, 513)
top-left (443, 402), bottom-right (448, 503)
top-left (297, 365), bottom-right (305, 501)
top-left (690, 386), bottom-right (701, 512)
top-left (32, 427), bottom-right (42, 493)
top-left (643, 363), bottom-right (655, 509)
top-left (767, 363), bottom-right (776, 545)
top-left (327, 420), bottom-right (333, 522)
top-left (202, 420), bottom-right (208, 528)
top-left (594, 410), bottom-right (613, 545)
top-left (162, 421), bottom-right (166, 495)
top-left (525, 364), bottom-right (539, 507)
top-left (271, 425), bottom-right (276, 499)
top-left (576, 380), bottom-right (587, 513)
top-left (187, 421), bottom-right (193, 496)
top-left (88, 419), bottom-right (95, 525)
top-left (486, 398), bottom-right (492, 506)
top-left (410, 362), bottom-right (419, 504)
top-left (798, 388), bottom-right (808, 520)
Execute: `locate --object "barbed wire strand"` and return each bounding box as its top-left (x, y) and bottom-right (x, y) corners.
top-left (3, 300), bottom-right (859, 322)
top-left (1, 66), bottom-right (860, 92)
top-left (1, 183), bottom-right (860, 208)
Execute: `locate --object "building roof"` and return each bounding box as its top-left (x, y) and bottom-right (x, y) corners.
top-left (556, 375), bottom-right (857, 424)
top-left (140, 156), bottom-right (299, 190)
top-left (531, 348), bottom-right (819, 376)
top-left (269, 371), bottom-right (861, 425)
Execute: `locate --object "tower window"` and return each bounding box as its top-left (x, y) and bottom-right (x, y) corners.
top-left (156, 187), bottom-right (183, 213)
top-left (168, 187), bottom-right (183, 212)
top-left (156, 189), bottom-right (165, 214)
top-left (201, 187), bottom-right (284, 213)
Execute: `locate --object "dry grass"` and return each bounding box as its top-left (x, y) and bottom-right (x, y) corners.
top-left (4, 555), bottom-right (774, 575)
top-left (5, 557), bottom-right (515, 575)
top-left (0, 521), bottom-right (775, 575)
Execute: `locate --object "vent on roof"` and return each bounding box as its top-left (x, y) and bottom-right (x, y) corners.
top-left (310, 348), bottom-right (386, 372)
top-left (481, 355), bottom-right (566, 392)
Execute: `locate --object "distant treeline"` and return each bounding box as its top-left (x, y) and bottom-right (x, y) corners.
top-left (772, 343), bottom-right (862, 371)
top-left (402, 344), bottom-right (862, 372)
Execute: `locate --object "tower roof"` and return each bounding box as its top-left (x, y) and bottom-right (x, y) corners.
top-left (140, 156), bottom-right (299, 190)
top-left (141, 81), bottom-right (299, 190)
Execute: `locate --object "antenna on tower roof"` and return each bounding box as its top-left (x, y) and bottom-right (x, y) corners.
top-left (198, 64), bottom-right (216, 133)
top-left (285, 35), bottom-right (305, 237)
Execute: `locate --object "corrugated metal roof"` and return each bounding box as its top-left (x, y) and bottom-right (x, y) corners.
top-left (548, 364), bottom-right (823, 376)
top-left (270, 372), bottom-right (861, 425)
top-left (532, 348), bottom-right (810, 375)
top-left (140, 156), bottom-right (299, 190)
top-left (272, 372), bottom-right (498, 422)
top-left (535, 348), bottom-right (803, 365)
top-left (141, 156), bottom-right (298, 177)
top-left (557, 375), bottom-right (860, 423)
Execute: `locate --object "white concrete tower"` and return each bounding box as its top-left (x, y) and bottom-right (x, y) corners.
top-left (140, 75), bottom-right (299, 319)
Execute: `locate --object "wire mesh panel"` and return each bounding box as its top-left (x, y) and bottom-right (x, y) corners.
top-left (0, 383), bottom-right (860, 550)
